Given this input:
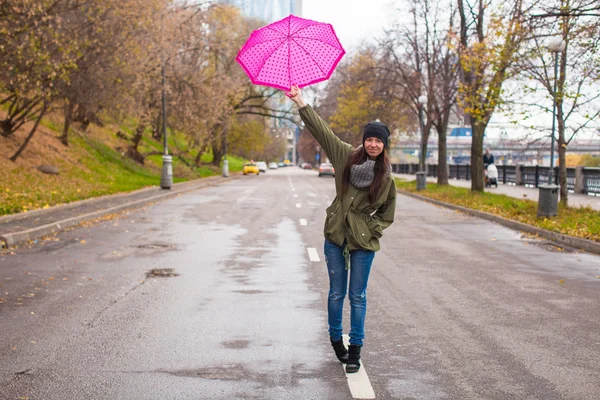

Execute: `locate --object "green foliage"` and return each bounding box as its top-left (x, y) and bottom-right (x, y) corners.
top-left (395, 178), bottom-right (600, 242)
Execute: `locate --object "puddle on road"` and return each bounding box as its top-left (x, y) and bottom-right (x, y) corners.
top-left (222, 340), bottom-right (250, 349)
top-left (146, 268), bottom-right (179, 278)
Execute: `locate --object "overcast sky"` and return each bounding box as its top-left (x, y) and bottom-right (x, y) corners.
top-left (301, 0), bottom-right (399, 52)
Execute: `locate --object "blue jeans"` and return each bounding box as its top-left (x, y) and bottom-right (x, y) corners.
top-left (324, 239), bottom-right (375, 346)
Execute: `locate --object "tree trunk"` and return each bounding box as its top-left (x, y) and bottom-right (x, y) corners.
top-left (61, 100), bottom-right (74, 146)
top-left (195, 149), bottom-right (203, 167)
top-left (211, 144), bottom-right (223, 167)
top-left (210, 124), bottom-right (224, 167)
top-left (437, 123), bottom-right (449, 185)
top-left (10, 101), bottom-right (49, 162)
top-left (557, 111), bottom-right (568, 206)
top-left (470, 120), bottom-right (486, 192)
top-left (126, 112), bottom-right (150, 165)
top-left (153, 112), bottom-right (162, 141)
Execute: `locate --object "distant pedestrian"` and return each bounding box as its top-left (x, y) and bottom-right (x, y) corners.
top-left (286, 84), bottom-right (396, 374)
top-left (483, 148), bottom-right (495, 167)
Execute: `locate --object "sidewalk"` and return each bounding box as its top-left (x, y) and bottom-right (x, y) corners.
top-left (0, 175), bottom-right (237, 247)
top-left (394, 173), bottom-right (600, 211)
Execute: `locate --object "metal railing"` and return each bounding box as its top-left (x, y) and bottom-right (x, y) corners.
top-left (392, 163), bottom-right (598, 195)
top-left (583, 168), bottom-right (600, 195)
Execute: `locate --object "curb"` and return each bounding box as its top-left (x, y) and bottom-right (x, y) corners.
top-left (0, 175), bottom-right (238, 248)
top-left (397, 189), bottom-right (600, 255)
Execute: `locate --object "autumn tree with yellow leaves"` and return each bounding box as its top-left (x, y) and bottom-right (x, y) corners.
top-left (456, 0), bottom-right (531, 191)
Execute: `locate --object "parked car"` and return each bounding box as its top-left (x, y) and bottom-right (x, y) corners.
top-left (243, 162), bottom-right (259, 175)
top-left (277, 162), bottom-right (285, 167)
top-left (268, 162), bottom-right (278, 169)
top-left (301, 162), bottom-right (313, 170)
top-left (318, 162), bottom-right (335, 177)
top-left (256, 161), bottom-right (267, 173)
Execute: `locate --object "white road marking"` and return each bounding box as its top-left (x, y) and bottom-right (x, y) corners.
top-left (293, 194), bottom-right (298, 198)
top-left (296, 203), bottom-right (302, 208)
top-left (342, 334), bottom-right (376, 399)
top-left (299, 219), bottom-right (307, 226)
top-left (307, 247), bottom-right (320, 262)
top-left (292, 188), bottom-right (296, 191)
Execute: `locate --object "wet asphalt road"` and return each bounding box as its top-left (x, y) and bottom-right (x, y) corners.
top-left (1, 167), bottom-right (599, 400)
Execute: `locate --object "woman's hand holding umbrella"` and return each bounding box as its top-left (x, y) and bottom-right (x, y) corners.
top-left (286, 84), bottom-right (306, 108)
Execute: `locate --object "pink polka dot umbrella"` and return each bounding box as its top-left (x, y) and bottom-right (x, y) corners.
top-left (236, 14), bottom-right (346, 91)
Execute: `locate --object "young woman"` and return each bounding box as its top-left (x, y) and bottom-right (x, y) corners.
top-left (286, 85), bottom-right (396, 373)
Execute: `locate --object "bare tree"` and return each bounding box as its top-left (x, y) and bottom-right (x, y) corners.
top-left (513, 0), bottom-right (600, 205)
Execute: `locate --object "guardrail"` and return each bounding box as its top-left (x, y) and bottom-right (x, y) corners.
top-left (391, 164), bottom-right (600, 195)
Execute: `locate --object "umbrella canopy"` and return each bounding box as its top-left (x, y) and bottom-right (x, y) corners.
top-left (236, 14), bottom-right (345, 91)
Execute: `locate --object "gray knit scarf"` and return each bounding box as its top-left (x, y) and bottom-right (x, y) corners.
top-left (350, 159), bottom-right (375, 189)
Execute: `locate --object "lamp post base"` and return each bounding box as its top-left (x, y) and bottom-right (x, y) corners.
top-left (416, 171), bottom-right (427, 191)
top-left (537, 184), bottom-right (558, 217)
top-left (222, 159), bottom-right (229, 177)
top-left (160, 155), bottom-right (173, 189)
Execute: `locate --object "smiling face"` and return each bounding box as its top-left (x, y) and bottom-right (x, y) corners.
top-left (364, 137), bottom-right (384, 159)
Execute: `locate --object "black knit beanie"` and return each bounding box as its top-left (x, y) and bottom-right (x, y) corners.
top-left (363, 121), bottom-right (390, 148)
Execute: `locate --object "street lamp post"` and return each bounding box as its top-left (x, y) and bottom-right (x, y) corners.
top-left (416, 95), bottom-right (428, 191)
top-left (160, 55), bottom-right (173, 189)
top-left (537, 37), bottom-right (565, 217)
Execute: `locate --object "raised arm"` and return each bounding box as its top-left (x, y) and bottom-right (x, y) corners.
top-left (286, 85), bottom-right (352, 169)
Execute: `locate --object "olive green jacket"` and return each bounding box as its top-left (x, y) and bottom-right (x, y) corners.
top-left (299, 105), bottom-right (396, 252)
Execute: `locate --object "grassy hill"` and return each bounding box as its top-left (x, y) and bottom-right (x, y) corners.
top-left (0, 111), bottom-right (245, 216)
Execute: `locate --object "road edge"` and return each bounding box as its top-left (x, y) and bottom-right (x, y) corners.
top-left (397, 189), bottom-right (600, 255)
top-left (0, 176), bottom-right (238, 248)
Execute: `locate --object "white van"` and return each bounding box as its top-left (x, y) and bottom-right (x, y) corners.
top-left (256, 161), bottom-right (267, 173)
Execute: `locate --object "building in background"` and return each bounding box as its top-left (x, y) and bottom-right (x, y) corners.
top-left (220, 0), bottom-right (302, 23)
top-left (219, 0), bottom-right (302, 164)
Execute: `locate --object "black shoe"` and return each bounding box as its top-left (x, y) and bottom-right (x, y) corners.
top-left (345, 345), bottom-right (362, 373)
top-left (330, 338), bottom-right (348, 363)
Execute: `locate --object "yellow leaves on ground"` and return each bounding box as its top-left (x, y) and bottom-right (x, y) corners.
top-left (395, 178), bottom-right (600, 243)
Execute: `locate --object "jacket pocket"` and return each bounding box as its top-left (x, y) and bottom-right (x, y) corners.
top-left (350, 212), bottom-right (381, 249)
top-left (324, 200), bottom-right (341, 237)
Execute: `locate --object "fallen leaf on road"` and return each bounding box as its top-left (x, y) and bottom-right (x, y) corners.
top-left (80, 240), bottom-right (86, 244)
top-left (558, 279), bottom-right (565, 284)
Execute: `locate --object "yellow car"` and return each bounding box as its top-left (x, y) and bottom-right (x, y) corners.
top-left (243, 162), bottom-right (260, 175)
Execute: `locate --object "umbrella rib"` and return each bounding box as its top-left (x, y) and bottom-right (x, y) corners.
top-left (293, 36), bottom-right (344, 51)
top-left (239, 37), bottom-right (288, 56)
top-left (266, 26), bottom-right (287, 38)
top-left (290, 21), bottom-right (320, 37)
top-left (255, 38), bottom-right (288, 81)
top-left (288, 17), bottom-right (292, 87)
top-left (290, 38), bottom-right (328, 76)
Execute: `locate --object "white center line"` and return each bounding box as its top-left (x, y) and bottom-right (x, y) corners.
top-left (307, 247), bottom-right (320, 262)
top-left (342, 334), bottom-right (375, 399)
top-left (296, 203), bottom-right (302, 208)
top-left (299, 219), bottom-right (307, 226)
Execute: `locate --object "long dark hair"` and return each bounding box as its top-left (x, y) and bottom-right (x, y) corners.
top-left (341, 146), bottom-right (391, 202)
